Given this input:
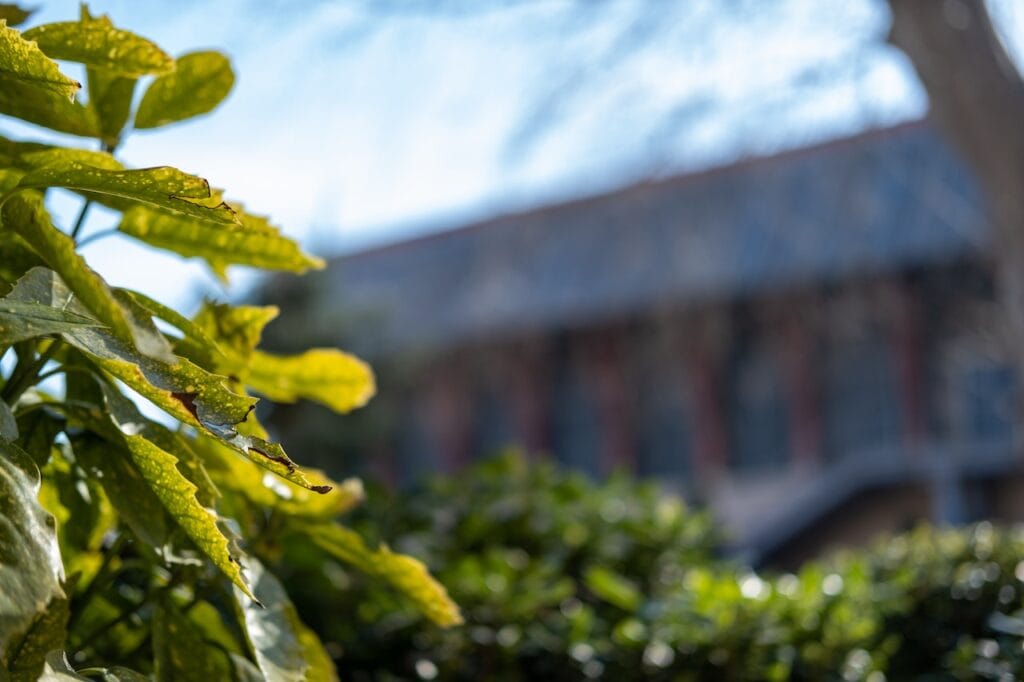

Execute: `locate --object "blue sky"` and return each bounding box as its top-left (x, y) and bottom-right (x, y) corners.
top-left (4, 0), bottom-right (1023, 309)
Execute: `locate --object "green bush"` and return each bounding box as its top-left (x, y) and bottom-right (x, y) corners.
top-left (277, 452), bottom-right (1024, 681)
top-left (0, 6), bottom-right (457, 680)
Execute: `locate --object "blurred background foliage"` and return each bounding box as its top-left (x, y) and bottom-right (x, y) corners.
top-left (267, 452), bottom-right (1024, 681)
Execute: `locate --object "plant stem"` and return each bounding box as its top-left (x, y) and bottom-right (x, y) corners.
top-left (1, 339), bottom-right (61, 403)
top-left (77, 228), bottom-right (119, 249)
top-left (67, 533), bottom-right (129, 632)
top-left (70, 199), bottom-right (93, 241)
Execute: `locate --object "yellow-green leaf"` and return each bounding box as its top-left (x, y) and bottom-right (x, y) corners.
top-left (79, 5), bottom-right (137, 147)
top-left (0, 76), bottom-right (99, 137)
top-left (247, 349), bottom-right (376, 414)
top-left (22, 16), bottom-right (172, 78)
top-left (198, 431), bottom-right (363, 521)
top-left (118, 205), bottom-right (323, 273)
top-left (0, 19), bottom-right (80, 98)
top-left (123, 433), bottom-right (252, 598)
top-left (135, 50), bottom-right (234, 129)
top-left (183, 301), bottom-right (278, 373)
top-left (0, 199), bottom-right (174, 361)
top-left (304, 523), bottom-right (462, 627)
top-left (0, 440), bottom-right (65, 655)
top-left (18, 147), bottom-right (122, 171)
top-left (16, 164), bottom-right (239, 225)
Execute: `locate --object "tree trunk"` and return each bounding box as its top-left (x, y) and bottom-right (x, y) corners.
top-left (888, 0), bottom-right (1024, 372)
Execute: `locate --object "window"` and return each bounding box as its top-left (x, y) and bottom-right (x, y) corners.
top-left (728, 343), bottom-right (790, 472)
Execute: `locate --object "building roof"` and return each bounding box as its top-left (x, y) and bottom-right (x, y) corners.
top-left (322, 121), bottom-right (991, 353)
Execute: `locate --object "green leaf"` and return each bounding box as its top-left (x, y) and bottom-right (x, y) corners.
top-left (0, 5), bottom-right (33, 27)
top-left (0, 399), bottom-right (16, 440)
top-left (234, 557), bottom-right (338, 682)
top-left (0, 74), bottom-right (99, 137)
top-left (179, 301), bottom-right (278, 373)
top-left (78, 6), bottom-right (139, 146)
top-left (0, 440), bottom-right (64, 655)
top-left (118, 205), bottom-right (324, 274)
top-left (14, 407), bottom-right (62, 468)
top-left (71, 433), bottom-right (170, 552)
top-left (17, 147), bottom-right (122, 171)
top-left (583, 565), bottom-right (642, 612)
top-left (3, 590), bottom-right (70, 682)
top-left (22, 16), bottom-right (173, 78)
top-left (0, 301), bottom-right (102, 345)
top-left (135, 51), bottom-right (234, 129)
top-left (153, 600), bottom-right (232, 682)
top-left (88, 68), bottom-right (136, 148)
top-left (126, 291), bottom-right (229, 373)
top-left (247, 349), bottom-right (376, 414)
top-left (8, 269), bottom-right (328, 493)
top-left (304, 523), bottom-right (462, 627)
top-left (0, 19), bottom-right (80, 98)
top-left (1, 201), bottom-right (174, 361)
top-left (15, 164), bottom-right (240, 225)
top-left (0, 232), bottom-right (42, 294)
top-left (198, 431), bottom-right (364, 521)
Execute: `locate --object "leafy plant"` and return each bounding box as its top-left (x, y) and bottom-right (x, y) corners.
top-left (296, 452), bottom-right (1024, 681)
top-left (0, 6), bottom-right (459, 680)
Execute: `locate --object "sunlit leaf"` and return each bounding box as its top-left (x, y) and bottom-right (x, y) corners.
top-left (0, 440), bottom-right (64, 655)
top-left (234, 557), bottom-right (338, 682)
top-left (22, 15), bottom-right (173, 78)
top-left (304, 523), bottom-right (462, 627)
top-left (118, 205), bottom-right (324, 274)
top-left (17, 147), bottom-right (122, 171)
top-left (16, 164), bottom-right (239, 225)
top-left (0, 5), bottom-right (33, 27)
top-left (198, 431), bottom-right (363, 521)
top-left (153, 600), bottom-right (232, 682)
top-left (247, 349), bottom-right (376, 414)
top-left (0, 20), bottom-right (80, 98)
top-left (135, 51), bottom-right (234, 129)
top-left (1, 202), bottom-right (174, 361)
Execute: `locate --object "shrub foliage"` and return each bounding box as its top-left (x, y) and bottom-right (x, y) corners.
top-left (0, 7), bottom-right (458, 680)
top-left (293, 453), bottom-right (1024, 681)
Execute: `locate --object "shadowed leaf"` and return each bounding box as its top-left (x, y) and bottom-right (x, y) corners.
top-left (0, 301), bottom-right (102, 345)
top-left (0, 77), bottom-right (99, 137)
top-left (234, 557), bottom-right (338, 682)
top-left (0, 440), bottom-right (64, 655)
top-left (153, 600), bottom-right (232, 682)
top-left (1, 203), bottom-right (174, 361)
top-left (0, 5), bottom-right (33, 27)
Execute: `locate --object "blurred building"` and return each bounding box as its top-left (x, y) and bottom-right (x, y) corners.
top-left (261, 121), bottom-right (1024, 565)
